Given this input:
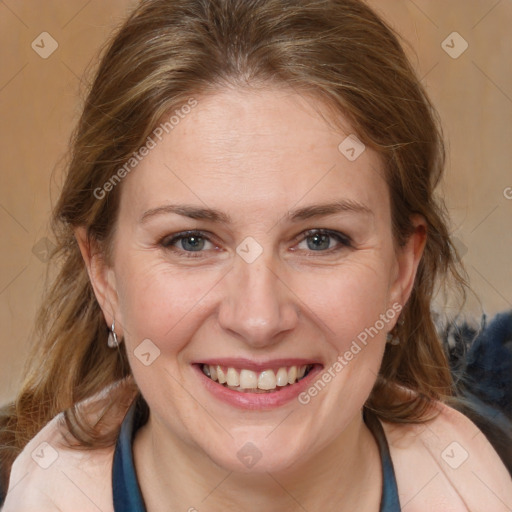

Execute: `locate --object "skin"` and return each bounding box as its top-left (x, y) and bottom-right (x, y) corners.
top-left (76, 86), bottom-right (427, 511)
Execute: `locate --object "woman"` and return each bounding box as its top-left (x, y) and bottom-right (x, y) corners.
top-left (1, 0), bottom-right (511, 510)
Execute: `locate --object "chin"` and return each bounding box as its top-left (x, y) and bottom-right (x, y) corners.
top-left (200, 430), bottom-right (309, 474)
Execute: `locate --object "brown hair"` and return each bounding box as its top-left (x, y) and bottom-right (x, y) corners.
top-left (0, 0), bottom-right (470, 490)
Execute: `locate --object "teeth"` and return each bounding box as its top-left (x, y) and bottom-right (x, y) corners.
top-left (226, 367), bottom-right (240, 386)
top-left (216, 365), bottom-right (227, 384)
top-left (287, 366), bottom-right (297, 384)
top-left (239, 369), bottom-right (258, 389)
top-left (276, 367), bottom-right (288, 386)
top-left (258, 370), bottom-right (276, 390)
top-left (202, 364), bottom-right (312, 391)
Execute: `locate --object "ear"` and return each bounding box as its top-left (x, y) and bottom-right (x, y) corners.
top-left (388, 214), bottom-right (427, 311)
top-left (74, 226), bottom-right (124, 337)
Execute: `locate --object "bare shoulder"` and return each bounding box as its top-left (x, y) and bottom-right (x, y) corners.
top-left (380, 398), bottom-right (512, 512)
top-left (2, 378), bottom-right (137, 512)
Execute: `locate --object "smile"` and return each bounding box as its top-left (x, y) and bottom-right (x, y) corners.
top-left (193, 358), bottom-right (323, 409)
top-left (201, 364), bottom-right (313, 393)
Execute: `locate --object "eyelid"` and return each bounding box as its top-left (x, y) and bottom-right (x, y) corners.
top-left (297, 228), bottom-right (352, 246)
top-left (160, 228), bottom-right (352, 257)
top-left (160, 230), bottom-right (218, 249)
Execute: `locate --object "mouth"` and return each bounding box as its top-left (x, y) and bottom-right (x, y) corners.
top-left (192, 359), bottom-right (323, 409)
top-left (200, 363), bottom-right (314, 393)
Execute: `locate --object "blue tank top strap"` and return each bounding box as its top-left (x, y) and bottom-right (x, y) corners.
top-left (112, 394), bottom-right (148, 512)
top-left (112, 399), bottom-right (400, 512)
top-left (363, 407), bottom-right (402, 511)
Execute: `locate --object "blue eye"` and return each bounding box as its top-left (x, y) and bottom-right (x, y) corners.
top-left (160, 231), bottom-right (215, 257)
top-left (297, 229), bottom-right (352, 253)
top-left (160, 229), bottom-right (351, 258)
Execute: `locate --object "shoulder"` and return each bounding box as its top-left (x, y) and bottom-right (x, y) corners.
top-left (2, 378), bottom-right (137, 512)
top-left (2, 413), bottom-right (114, 512)
top-left (380, 398), bottom-right (512, 512)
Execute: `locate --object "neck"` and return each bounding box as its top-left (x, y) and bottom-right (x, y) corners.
top-left (133, 410), bottom-right (382, 512)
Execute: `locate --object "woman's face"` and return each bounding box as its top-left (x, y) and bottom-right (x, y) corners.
top-left (87, 87), bottom-right (424, 473)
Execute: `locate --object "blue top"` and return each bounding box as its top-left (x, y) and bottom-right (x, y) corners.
top-left (112, 395), bottom-right (401, 511)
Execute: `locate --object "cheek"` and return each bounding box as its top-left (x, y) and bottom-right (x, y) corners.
top-left (296, 258), bottom-right (392, 343)
top-left (114, 256), bottom-right (218, 352)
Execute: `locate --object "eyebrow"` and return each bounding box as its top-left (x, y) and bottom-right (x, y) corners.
top-left (140, 199), bottom-right (373, 224)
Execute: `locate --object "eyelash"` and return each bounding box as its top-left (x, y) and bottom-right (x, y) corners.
top-left (159, 229), bottom-right (352, 259)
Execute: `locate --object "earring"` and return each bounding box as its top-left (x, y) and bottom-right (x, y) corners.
top-left (386, 315), bottom-right (404, 346)
top-left (386, 331), bottom-right (400, 345)
top-left (107, 320), bottom-right (120, 348)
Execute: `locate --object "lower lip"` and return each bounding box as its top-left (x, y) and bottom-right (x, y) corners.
top-left (193, 364), bottom-right (324, 410)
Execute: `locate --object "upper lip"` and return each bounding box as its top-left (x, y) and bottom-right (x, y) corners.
top-left (193, 358), bottom-right (322, 372)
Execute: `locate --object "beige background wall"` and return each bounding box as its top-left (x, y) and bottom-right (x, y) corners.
top-left (1, 0), bottom-right (511, 404)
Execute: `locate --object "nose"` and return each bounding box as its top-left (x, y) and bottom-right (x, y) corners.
top-left (217, 251), bottom-right (300, 349)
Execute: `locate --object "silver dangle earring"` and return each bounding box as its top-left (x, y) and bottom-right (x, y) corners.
top-left (107, 320), bottom-right (120, 348)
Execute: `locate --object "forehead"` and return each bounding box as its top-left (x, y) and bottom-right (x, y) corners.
top-left (119, 87), bottom-right (389, 224)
